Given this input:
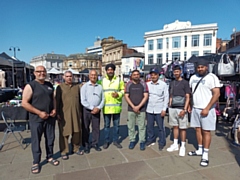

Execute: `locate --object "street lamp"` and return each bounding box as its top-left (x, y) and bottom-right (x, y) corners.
top-left (8, 59), bottom-right (15, 88)
top-left (9, 46), bottom-right (20, 58)
top-left (233, 28), bottom-right (236, 47)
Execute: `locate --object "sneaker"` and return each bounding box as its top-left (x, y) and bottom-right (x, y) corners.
top-left (167, 144), bottom-right (179, 152)
top-left (129, 142), bottom-right (135, 150)
top-left (179, 146), bottom-right (186, 156)
top-left (103, 142), bottom-right (110, 149)
top-left (113, 141), bottom-right (122, 149)
top-left (140, 142), bottom-right (145, 151)
top-left (146, 141), bottom-right (155, 147)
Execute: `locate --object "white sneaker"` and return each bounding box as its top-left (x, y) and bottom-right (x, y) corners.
top-left (167, 144), bottom-right (179, 152)
top-left (179, 146), bottom-right (186, 156)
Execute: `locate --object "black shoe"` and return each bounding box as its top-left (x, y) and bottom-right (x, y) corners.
top-left (92, 144), bottom-right (102, 151)
top-left (103, 142), bottom-right (110, 149)
top-left (84, 147), bottom-right (90, 154)
top-left (113, 141), bottom-right (122, 149)
top-left (140, 142), bottom-right (145, 151)
top-left (129, 142), bottom-right (135, 149)
top-left (159, 145), bottom-right (164, 151)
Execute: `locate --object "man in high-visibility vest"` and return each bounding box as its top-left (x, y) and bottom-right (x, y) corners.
top-left (100, 63), bottom-right (125, 149)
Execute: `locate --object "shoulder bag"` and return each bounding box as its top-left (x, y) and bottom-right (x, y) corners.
top-left (171, 80), bottom-right (185, 107)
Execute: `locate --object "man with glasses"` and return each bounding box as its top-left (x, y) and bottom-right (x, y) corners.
top-left (81, 70), bottom-right (104, 153)
top-left (22, 66), bottom-right (59, 174)
top-left (55, 70), bottom-right (84, 160)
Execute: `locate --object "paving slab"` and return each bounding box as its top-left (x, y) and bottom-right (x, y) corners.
top-left (120, 146), bottom-right (162, 162)
top-left (0, 161), bottom-right (32, 180)
top-left (86, 149), bottom-right (127, 168)
top-left (62, 154), bottom-right (90, 173)
top-left (198, 163), bottom-right (240, 180)
top-left (145, 155), bottom-right (195, 177)
top-left (105, 161), bottom-right (160, 180)
top-left (54, 167), bottom-right (109, 180)
top-left (161, 171), bottom-right (208, 180)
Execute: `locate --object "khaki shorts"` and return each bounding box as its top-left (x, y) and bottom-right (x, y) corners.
top-left (168, 108), bottom-right (188, 129)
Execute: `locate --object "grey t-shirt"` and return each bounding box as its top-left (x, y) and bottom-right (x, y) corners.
top-left (125, 80), bottom-right (148, 112)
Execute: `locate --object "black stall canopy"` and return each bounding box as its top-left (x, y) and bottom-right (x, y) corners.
top-left (0, 52), bottom-right (34, 87)
top-left (224, 45), bottom-right (240, 54)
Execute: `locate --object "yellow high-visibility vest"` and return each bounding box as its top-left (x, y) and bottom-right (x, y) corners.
top-left (100, 75), bottom-right (125, 114)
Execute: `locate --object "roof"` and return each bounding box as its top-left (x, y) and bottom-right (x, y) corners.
top-left (223, 45), bottom-right (240, 54)
top-left (122, 52), bottom-right (144, 58)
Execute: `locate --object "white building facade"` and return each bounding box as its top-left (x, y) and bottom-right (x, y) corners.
top-left (144, 20), bottom-right (218, 65)
top-left (30, 53), bottom-right (66, 71)
top-left (86, 37), bottom-right (102, 55)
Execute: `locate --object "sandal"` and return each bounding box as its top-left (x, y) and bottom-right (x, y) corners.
top-left (31, 164), bottom-right (40, 174)
top-left (200, 159), bottom-right (209, 167)
top-left (47, 158), bottom-right (60, 166)
top-left (188, 151), bottom-right (202, 156)
top-left (61, 155), bottom-right (69, 160)
top-left (75, 150), bottom-right (84, 155)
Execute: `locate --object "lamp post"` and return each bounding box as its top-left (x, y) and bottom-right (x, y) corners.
top-left (233, 28), bottom-right (236, 47)
top-left (9, 46), bottom-right (20, 58)
top-left (7, 59), bottom-right (15, 88)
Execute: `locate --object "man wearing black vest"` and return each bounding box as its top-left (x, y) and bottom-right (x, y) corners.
top-left (22, 65), bottom-right (59, 174)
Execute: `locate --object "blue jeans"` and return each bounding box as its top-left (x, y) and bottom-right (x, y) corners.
top-left (103, 114), bottom-right (120, 142)
top-left (146, 113), bottom-right (166, 147)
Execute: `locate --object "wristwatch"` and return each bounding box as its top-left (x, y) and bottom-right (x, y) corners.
top-left (183, 109), bottom-right (187, 113)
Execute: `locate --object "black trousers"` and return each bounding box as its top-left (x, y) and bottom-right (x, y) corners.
top-left (82, 107), bottom-right (100, 147)
top-left (29, 118), bottom-right (56, 164)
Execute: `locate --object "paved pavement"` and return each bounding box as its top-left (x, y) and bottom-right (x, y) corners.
top-left (0, 99), bottom-right (240, 180)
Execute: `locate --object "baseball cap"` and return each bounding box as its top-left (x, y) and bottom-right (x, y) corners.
top-left (149, 67), bottom-right (160, 74)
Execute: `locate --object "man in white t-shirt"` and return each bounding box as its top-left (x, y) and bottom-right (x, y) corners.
top-left (188, 59), bottom-right (220, 167)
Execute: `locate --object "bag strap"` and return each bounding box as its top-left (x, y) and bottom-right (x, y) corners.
top-left (192, 73), bottom-right (209, 94)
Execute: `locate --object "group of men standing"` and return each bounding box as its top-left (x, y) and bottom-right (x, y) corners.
top-left (22, 59), bottom-right (220, 174)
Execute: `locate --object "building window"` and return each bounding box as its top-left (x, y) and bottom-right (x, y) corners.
top-left (191, 51), bottom-right (199, 56)
top-left (172, 52), bottom-right (181, 61)
top-left (172, 36), bottom-right (181, 48)
top-left (90, 62), bottom-right (93, 67)
top-left (157, 38), bottom-right (163, 49)
top-left (148, 54), bottom-right (153, 64)
top-left (184, 36), bottom-right (187, 47)
top-left (203, 50), bottom-right (211, 55)
top-left (184, 51), bottom-right (187, 60)
top-left (204, 34), bottom-right (212, 46)
top-left (68, 61), bottom-right (73, 67)
top-left (166, 38), bottom-right (169, 49)
top-left (166, 53), bottom-right (169, 61)
top-left (126, 58), bottom-right (130, 63)
top-left (125, 65), bottom-right (130, 73)
top-left (96, 62), bottom-right (98, 67)
top-left (148, 40), bottom-right (153, 50)
top-left (157, 54), bottom-right (162, 65)
top-left (192, 35), bottom-right (200, 47)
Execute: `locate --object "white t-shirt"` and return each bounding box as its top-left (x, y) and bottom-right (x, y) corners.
top-left (189, 73), bottom-right (221, 109)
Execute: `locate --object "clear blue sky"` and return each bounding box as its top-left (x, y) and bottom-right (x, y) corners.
top-left (1, 0), bottom-right (239, 63)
